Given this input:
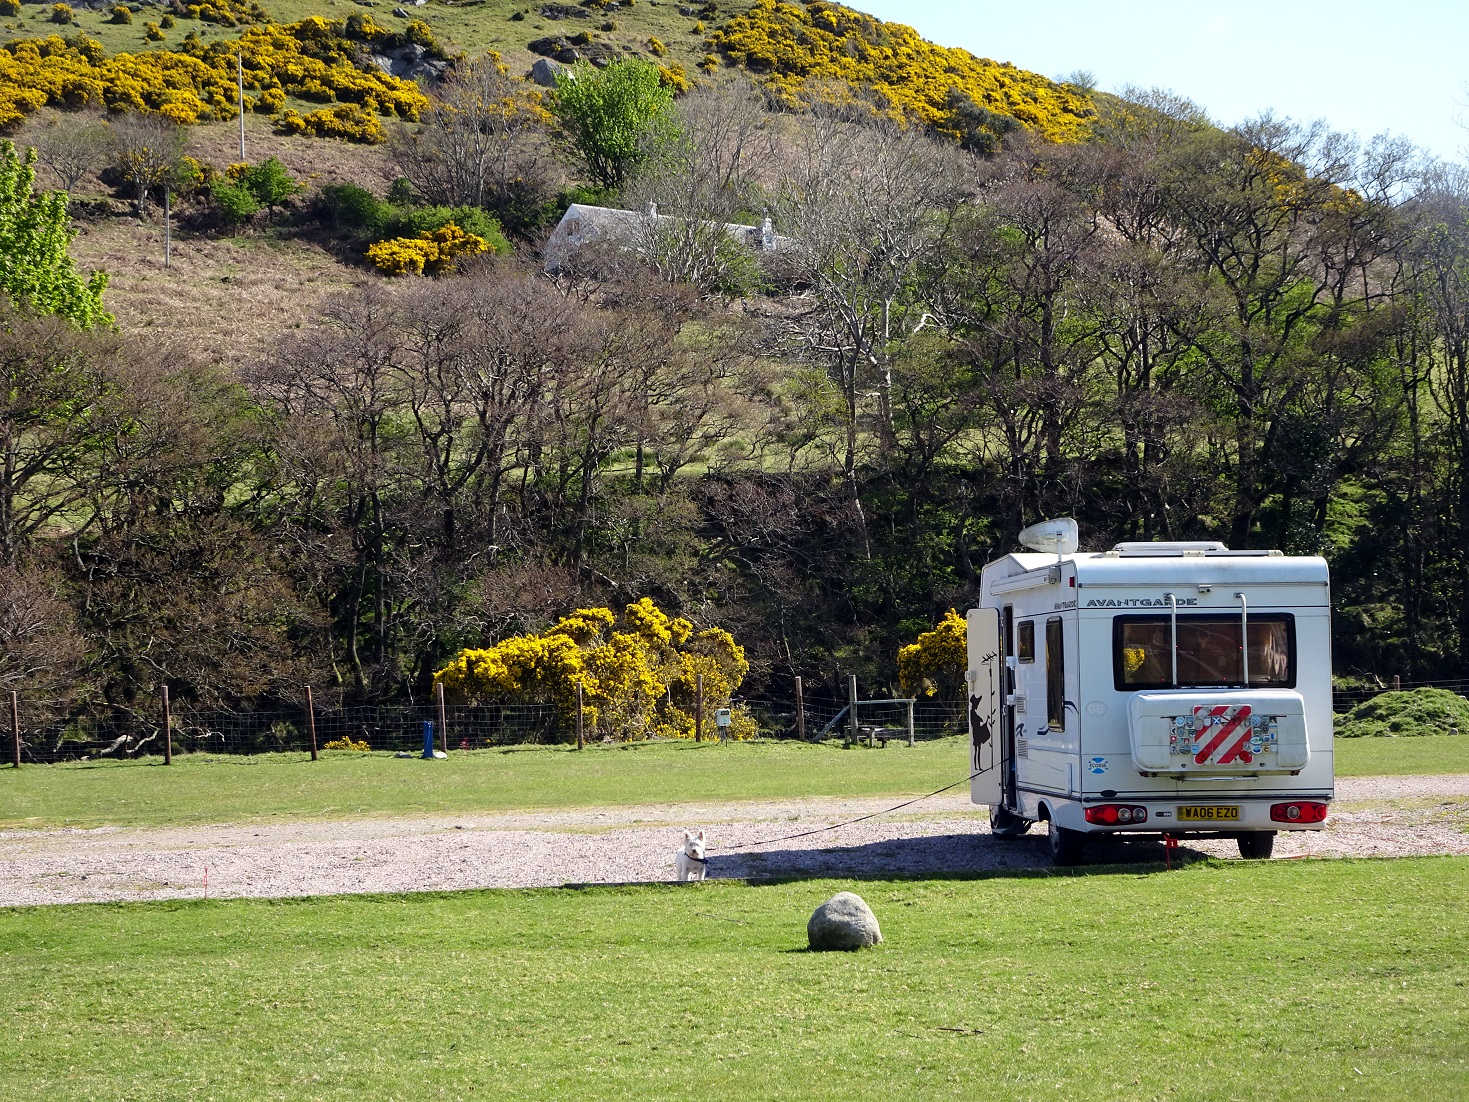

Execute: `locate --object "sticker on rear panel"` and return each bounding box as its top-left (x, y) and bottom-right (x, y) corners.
top-left (1089, 756), bottom-right (1108, 775)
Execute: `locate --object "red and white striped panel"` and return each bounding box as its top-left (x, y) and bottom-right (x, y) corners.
top-left (1192, 704), bottom-right (1255, 765)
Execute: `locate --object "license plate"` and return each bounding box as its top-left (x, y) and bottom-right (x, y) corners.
top-left (1177, 805), bottom-right (1239, 821)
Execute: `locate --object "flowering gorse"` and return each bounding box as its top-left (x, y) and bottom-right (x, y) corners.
top-left (435, 598), bottom-right (751, 741)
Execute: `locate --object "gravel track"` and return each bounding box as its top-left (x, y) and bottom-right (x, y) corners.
top-left (2, 775), bottom-right (1466, 907)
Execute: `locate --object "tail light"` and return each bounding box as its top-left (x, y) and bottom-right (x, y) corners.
top-left (1085, 804), bottom-right (1148, 826)
top-left (1270, 801), bottom-right (1327, 823)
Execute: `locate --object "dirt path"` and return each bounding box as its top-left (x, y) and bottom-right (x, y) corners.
top-left (2, 775), bottom-right (1466, 907)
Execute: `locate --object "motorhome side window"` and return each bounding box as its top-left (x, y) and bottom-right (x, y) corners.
top-left (1113, 614), bottom-right (1296, 690)
top-left (1017, 621), bottom-right (1035, 662)
top-left (1045, 617), bottom-right (1064, 730)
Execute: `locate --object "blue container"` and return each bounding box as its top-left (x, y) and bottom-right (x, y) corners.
top-left (422, 720), bottom-right (436, 759)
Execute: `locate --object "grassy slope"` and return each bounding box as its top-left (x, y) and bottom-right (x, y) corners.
top-left (2, 734), bottom-right (1464, 831)
top-left (1, 858), bottom-right (1465, 1100)
top-left (3, 0), bottom-right (748, 353)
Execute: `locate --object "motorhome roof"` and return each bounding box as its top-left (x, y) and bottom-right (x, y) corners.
top-left (984, 549), bottom-right (1329, 589)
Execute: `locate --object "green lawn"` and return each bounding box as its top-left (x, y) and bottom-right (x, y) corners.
top-left (1334, 732), bottom-right (1469, 776)
top-left (2, 735), bottom-right (1464, 831)
top-left (1, 858), bottom-right (1464, 1101)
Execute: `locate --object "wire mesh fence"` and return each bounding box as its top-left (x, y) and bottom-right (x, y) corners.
top-left (3, 679), bottom-right (1465, 765)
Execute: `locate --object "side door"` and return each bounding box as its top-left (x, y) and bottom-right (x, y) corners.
top-left (966, 607), bottom-right (1003, 805)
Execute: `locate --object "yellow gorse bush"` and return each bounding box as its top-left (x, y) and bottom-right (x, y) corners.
top-left (366, 222), bottom-right (490, 276)
top-left (897, 608), bottom-right (967, 700)
top-left (0, 16), bottom-right (429, 131)
top-left (435, 597), bottom-right (751, 742)
top-left (322, 735), bottom-right (372, 752)
top-left (707, 0), bottom-right (1093, 143)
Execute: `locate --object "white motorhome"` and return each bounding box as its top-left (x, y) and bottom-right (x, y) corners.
top-left (966, 518), bottom-right (1333, 864)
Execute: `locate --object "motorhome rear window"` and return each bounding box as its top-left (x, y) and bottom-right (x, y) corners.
top-left (1113, 614), bottom-right (1295, 689)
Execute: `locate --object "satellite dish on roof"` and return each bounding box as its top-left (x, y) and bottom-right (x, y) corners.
top-left (1018, 517), bottom-right (1079, 556)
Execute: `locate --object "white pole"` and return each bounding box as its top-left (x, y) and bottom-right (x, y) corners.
top-left (237, 54), bottom-right (246, 162)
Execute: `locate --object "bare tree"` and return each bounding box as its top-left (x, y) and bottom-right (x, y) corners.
top-left (108, 113), bottom-right (186, 218)
top-left (33, 113), bottom-right (111, 195)
top-left (389, 58), bottom-right (552, 224)
top-left (0, 564), bottom-right (85, 711)
top-left (764, 113), bottom-right (971, 553)
top-left (622, 78), bottom-right (778, 293)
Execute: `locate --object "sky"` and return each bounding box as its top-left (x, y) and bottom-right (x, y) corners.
top-left (855, 0), bottom-right (1468, 163)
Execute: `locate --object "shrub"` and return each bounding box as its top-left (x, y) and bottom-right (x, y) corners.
top-left (276, 102), bottom-right (387, 143)
top-left (646, 36), bottom-right (666, 56)
top-left (1335, 688), bottom-right (1469, 738)
top-left (385, 176), bottom-right (414, 205)
top-left (143, 22), bottom-right (163, 41)
top-left (436, 598), bottom-right (751, 742)
top-left (315, 180), bottom-right (390, 235)
top-left (384, 203), bottom-right (506, 248)
top-left (209, 176), bottom-right (260, 225)
top-left (49, 4), bottom-right (74, 24)
top-left (238, 155), bottom-right (300, 211)
top-left (160, 13), bottom-right (175, 28)
top-left (108, 5), bottom-right (133, 24)
top-left (707, 0), bottom-right (1094, 143)
top-left (367, 221), bottom-right (490, 276)
top-left (322, 735), bottom-right (371, 752)
top-left (0, 0), bottom-right (18, 15)
top-left (897, 609), bottom-right (967, 704)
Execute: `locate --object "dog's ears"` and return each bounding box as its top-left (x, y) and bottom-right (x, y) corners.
top-left (684, 830), bottom-right (694, 841)
top-left (696, 830), bottom-right (705, 841)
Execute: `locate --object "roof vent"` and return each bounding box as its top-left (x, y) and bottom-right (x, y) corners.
top-left (1111, 540), bottom-right (1229, 556)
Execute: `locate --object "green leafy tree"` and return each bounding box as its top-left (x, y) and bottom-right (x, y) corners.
top-left (0, 141), bottom-right (109, 329)
top-left (551, 58), bottom-right (676, 190)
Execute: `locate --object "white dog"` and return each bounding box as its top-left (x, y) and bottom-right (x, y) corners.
top-left (674, 829), bottom-right (708, 881)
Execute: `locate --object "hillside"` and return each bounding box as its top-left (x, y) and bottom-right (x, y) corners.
top-left (0, 0), bottom-right (1096, 352)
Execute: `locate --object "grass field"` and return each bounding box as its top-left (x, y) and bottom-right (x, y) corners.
top-left (1, 857), bottom-right (1465, 1100)
top-left (2, 734), bottom-right (1464, 831)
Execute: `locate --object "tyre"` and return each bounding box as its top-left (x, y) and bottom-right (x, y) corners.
top-left (1237, 831), bottom-right (1276, 859)
top-left (989, 804), bottom-right (1033, 838)
top-left (1047, 817), bottom-right (1085, 866)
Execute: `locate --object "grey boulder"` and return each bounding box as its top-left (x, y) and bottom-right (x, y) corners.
top-left (807, 891), bottom-right (882, 951)
top-left (530, 58), bottom-right (567, 87)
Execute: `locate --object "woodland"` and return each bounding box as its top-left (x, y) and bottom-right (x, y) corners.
top-left (2, 0), bottom-right (1468, 742)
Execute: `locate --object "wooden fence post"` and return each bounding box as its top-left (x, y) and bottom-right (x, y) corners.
top-left (695, 673), bottom-right (704, 743)
top-left (576, 683), bottom-right (584, 750)
top-left (436, 681), bottom-right (448, 755)
top-left (1392, 674), bottom-right (1401, 691)
top-left (794, 676), bottom-right (805, 741)
top-left (161, 684), bottom-right (172, 765)
top-left (9, 690), bottom-right (19, 769)
top-left (907, 698), bottom-right (915, 747)
top-left (848, 675), bottom-right (859, 746)
top-left (306, 685), bottom-right (318, 762)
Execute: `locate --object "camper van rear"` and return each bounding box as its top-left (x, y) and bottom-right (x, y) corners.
top-left (967, 525), bottom-right (1333, 865)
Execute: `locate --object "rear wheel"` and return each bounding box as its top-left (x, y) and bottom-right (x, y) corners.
top-left (989, 805), bottom-right (1033, 838)
top-left (1237, 831), bottom-right (1276, 859)
top-left (1047, 818), bottom-right (1085, 866)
